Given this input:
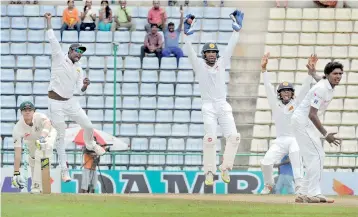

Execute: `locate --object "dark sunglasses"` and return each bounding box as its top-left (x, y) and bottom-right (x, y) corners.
top-left (72, 48), bottom-right (84, 54)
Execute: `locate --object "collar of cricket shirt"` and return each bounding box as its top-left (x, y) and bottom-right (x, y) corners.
top-left (323, 78), bottom-right (333, 90)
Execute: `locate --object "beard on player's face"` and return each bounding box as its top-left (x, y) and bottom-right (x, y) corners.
top-left (69, 50), bottom-right (82, 63)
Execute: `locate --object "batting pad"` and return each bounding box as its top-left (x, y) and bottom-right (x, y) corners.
top-left (203, 135), bottom-right (217, 174)
top-left (221, 133), bottom-right (240, 170)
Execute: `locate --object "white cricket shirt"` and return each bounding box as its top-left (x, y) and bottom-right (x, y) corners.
top-left (12, 112), bottom-right (52, 148)
top-left (184, 31), bottom-right (240, 102)
top-left (263, 72), bottom-right (312, 137)
top-left (47, 29), bottom-right (85, 99)
top-left (293, 78), bottom-right (335, 123)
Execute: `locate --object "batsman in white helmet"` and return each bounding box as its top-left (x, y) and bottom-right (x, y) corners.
top-left (183, 10), bottom-right (244, 185)
top-left (259, 53), bottom-right (321, 195)
top-left (11, 101), bottom-right (56, 193)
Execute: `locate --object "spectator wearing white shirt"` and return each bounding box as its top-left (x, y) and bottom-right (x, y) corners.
top-left (80, 0), bottom-right (96, 31)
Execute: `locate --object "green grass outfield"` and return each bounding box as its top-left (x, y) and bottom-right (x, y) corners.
top-left (2, 194), bottom-right (358, 217)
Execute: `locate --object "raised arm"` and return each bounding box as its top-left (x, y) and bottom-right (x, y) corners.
top-left (306, 54), bottom-right (322, 83)
top-left (44, 13), bottom-right (63, 60)
top-left (12, 126), bottom-right (23, 173)
top-left (177, 8), bottom-right (184, 31)
top-left (296, 75), bottom-right (312, 105)
top-left (183, 14), bottom-right (200, 73)
top-left (261, 53), bottom-right (278, 110)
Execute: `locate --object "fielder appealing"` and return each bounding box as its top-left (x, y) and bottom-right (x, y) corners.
top-left (44, 13), bottom-right (105, 182)
top-left (11, 101), bottom-right (56, 193)
top-left (260, 54), bottom-right (320, 195)
top-left (291, 61), bottom-right (343, 203)
top-left (183, 10), bottom-right (244, 185)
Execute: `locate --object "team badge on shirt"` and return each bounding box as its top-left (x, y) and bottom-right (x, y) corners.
top-left (288, 105), bottom-right (294, 111)
top-left (314, 99), bottom-right (319, 104)
top-left (77, 68), bottom-right (81, 73)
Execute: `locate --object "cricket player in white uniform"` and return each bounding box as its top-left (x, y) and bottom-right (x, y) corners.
top-left (11, 101), bottom-right (56, 193)
top-left (44, 13), bottom-right (105, 182)
top-left (183, 10), bottom-right (244, 185)
top-left (292, 61), bottom-right (343, 203)
top-left (260, 54), bottom-right (321, 194)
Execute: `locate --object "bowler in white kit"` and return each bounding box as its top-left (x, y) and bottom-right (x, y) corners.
top-left (183, 10), bottom-right (244, 185)
top-left (11, 101), bottom-right (56, 193)
top-left (44, 13), bottom-right (105, 182)
top-left (291, 61), bottom-right (343, 203)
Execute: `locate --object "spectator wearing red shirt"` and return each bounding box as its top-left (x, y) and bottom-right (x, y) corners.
top-left (145, 1), bottom-right (167, 33)
top-left (141, 24), bottom-right (163, 67)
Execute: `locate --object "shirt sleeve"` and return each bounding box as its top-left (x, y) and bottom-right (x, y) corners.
top-left (12, 125), bottom-right (22, 148)
top-left (296, 75), bottom-right (312, 105)
top-left (310, 86), bottom-right (326, 109)
top-left (183, 35), bottom-right (200, 74)
top-left (126, 7), bottom-right (132, 17)
top-left (144, 34), bottom-right (149, 47)
top-left (47, 29), bottom-right (64, 62)
top-left (221, 31), bottom-right (240, 68)
top-left (263, 71), bottom-right (279, 110)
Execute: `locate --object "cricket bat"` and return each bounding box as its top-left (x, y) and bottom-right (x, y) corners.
top-left (41, 156), bottom-right (51, 194)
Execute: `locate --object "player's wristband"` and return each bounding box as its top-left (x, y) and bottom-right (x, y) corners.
top-left (14, 171), bottom-right (20, 176)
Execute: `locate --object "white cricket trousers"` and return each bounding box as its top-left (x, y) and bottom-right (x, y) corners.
top-left (48, 97), bottom-right (95, 170)
top-left (261, 136), bottom-right (303, 188)
top-left (201, 100), bottom-right (239, 174)
top-left (291, 115), bottom-right (325, 197)
top-left (25, 129), bottom-right (56, 189)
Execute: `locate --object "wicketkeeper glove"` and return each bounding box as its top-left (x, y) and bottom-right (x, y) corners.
top-left (230, 10), bottom-right (244, 31)
top-left (12, 171), bottom-right (26, 189)
top-left (184, 14), bottom-right (196, 35)
top-left (36, 136), bottom-right (48, 150)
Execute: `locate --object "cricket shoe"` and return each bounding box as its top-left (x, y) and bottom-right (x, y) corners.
top-left (306, 195), bottom-right (321, 203)
top-left (31, 183), bottom-right (41, 194)
top-left (61, 168), bottom-right (71, 182)
top-left (315, 194), bottom-right (334, 203)
top-left (295, 194), bottom-right (308, 203)
top-left (219, 165), bottom-right (230, 183)
top-left (261, 184), bottom-right (274, 195)
top-left (204, 172), bottom-right (214, 186)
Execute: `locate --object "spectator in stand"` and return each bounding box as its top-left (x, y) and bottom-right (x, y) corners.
top-left (80, 0), bottom-right (96, 31)
top-left (112, 0), bottom-right (135, 31)
top-left (274, 155), bottom-right (295, 195)
top-left (161, 8), bottom-right (184, 65)
top-left (98, 0), bottom-right (113, 31)
top-left (145, 1), bottom-right (167, 33)
top-left (276, 0), bottom-right (288, 8)
top-left (140, 24), bottom-right (163, 66)
top-left (61, 0), bottom-right (80, 40)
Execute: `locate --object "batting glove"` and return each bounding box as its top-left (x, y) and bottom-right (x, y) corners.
top-left (36, 136), bottom-right (48, 150)
top-left (230, 10), bottom-right (244, 31)
top-left (12, 171), bottom-right (26, 189)
top-left (184, 14), bottom-right (196, 35)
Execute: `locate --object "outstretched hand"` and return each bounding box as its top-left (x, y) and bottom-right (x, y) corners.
top-left (261, 52), bottom-right (270, 72)
top-left (306, 54), bottom-right (318, 75)
top-left (231, 10), bottom-right (244, 32)
top-left (44, 13), bottom-right (52, 20)
top-left (325, 132), bottom-right (341, 147)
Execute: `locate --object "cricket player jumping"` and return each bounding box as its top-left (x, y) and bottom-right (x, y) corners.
top-left (183, 10), bottom-right (244, 185)
top-left (11, 101), bottom-right (56, 193)
top-left (292, 60), bottom-right (343, 203)
top-left (44, 13), bottom-right (105, 182)
top-left (260, 54), bottom-right (320, 195)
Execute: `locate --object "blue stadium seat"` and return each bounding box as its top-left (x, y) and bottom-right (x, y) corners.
top-left (104, 83), bottom-right (121, 95)
top-left (174, 97), bottom-right (191, 109)
top-left (124, 56), bottom-right (141, 69)
top-left (159, 70), bottom-right (176, 83)
top-left (186, 7), bottom-right (204, 18)
top-left (104, 109), bottom-right (121, 122)
top-left (103, 124), bottom-right (119, 136)
top-left (79, 31), bottom-right (95, 43)
top-left (34, 69), bottom-right (50, 81)
top-left (1, 96), bottom-right (16, 108)
top-left (106, 70), bottom-right (123, 82)
top-left (173, 110), bottom-right (190, 123)
top-left (10, 43), bottom-right (26, 55)
top-left (122, 96), bottom-right (139, 109)
top-left (140, 97), bottom-right (156, 109)
top-left (44, 30), bottom-right (61, 43)
top-left (7, 5), bottom-right (24, 16)
top-left (189, 124), bottom-right (204, 136)
top-left (121, 110), bottom-right (138, 122)
top-left (217, 32), bottom-right (231, 44)
top-left (1, 4), bottom-right (7, 17)
top-left (62, 31), bottom-right (79, 43)
top-left (156, 110), bottom-right (173, 123)
top-left (139, 110), bottom-right (156, 122)
top-left (184, 155), bottom-right (202, 166)
top-left (168, 138), bottom-right (185, 151)
top-left (157, 97), bottom-right (174, 109)
top-left (202, 19), bottom-right (219, 31)
top-left (192, 97), bottom-right (202, 109)
top-left (15, 82), bottom-right (32, 95)
top-left (1, 123), bottom-right (15, 136)
top-left (1, 69), bottom-right (14, 81)
top-left (220, 7), bottom-right (236, 19)
top-left (141, 70), bottom-right (158, 82)
top-left (16, 69), bottom-right (33, 81)
top-left (28, 17), bottom-right (45, 29)
top-left (200, 32), bottom-right (217, 43)
top-left (87, 110), bottom-right (104, 122)
top-left (149, 138), bottom-right (167, 151)
top-left (133, 18), bottom-right (147, 31)
top-left (24, 5), bottom-right (39, 16)
top-left (96, 31), bottom-right (112, 42)
top-left (160, 57), bottom-right (177, 70)
top-left (191, 111), bottom-right (203, 123)
top-left (95, 43), bottom-right (112, 55)
top-left (131, 138), bottom-right (149, 151)
top-left (158, 84), bottom-right (174, 96)
top-left (1, 17), bottom-right (10, 28)
top-left (11, 30), bottom-right (27, 42)
top-left (77, 96), bottom-right (87, 108)
top-left (17, 56), bottom-right (33, 68)
top-left (130, 155), bottom-right (147, 165)
top-left (140, 83), bottom-right (157, 96)
top-left (119, 124), bottom-right (137, 136)
top-left (1, 82), bottom-right (14, 94)
top-left (87, 96), bottom-right (104, 108)
top-left (172, 124), bottom-right (188, 136)
top-left (1, 109), bottom-right (16, 121)
top-left (40, 5), bottom-right (56, 17)
top-left (123, 70), bottom-right (140, 82)
top-left (35, 56), bottom-right (51, 68)
top-left (27, 43), bottom-right (44, 55)
top-left (166, 154), bottom-right (184, 165)
top-left (34, 96), bottom-right (48, 108)
top-left (86, 83), bottom-right (103, 95)
top-left (137, 124), bottom-right (154, 136)
top-left (122, 83), bottom-right (139, 95)
top-left (115, 154), bottom-right (129, 164)
top-left (104, 96), bottom-right (122, 109)
top-left (114, 31), bottom-right (130, 43)
top-left (17, 95), bottom-right (34, 106)
top-left (88, 56), bottom-right (105, 69)
top-left (1, 30), bottom-right (10, 42)
top-left (219, 19), bottom-right (232, 32)
top-left (148, 155), bottom-right (166, 165)
top-left (107, 56), bottom-right (124, 69)
top-left (28, 30), bottom-right (45, 43)
top-left (1, 43), bottom-right (9, 55)
top-left (88, 70), bottom-right (105, 82)
top-left (143, 57), bottom-right (159, 69)
top-left (130, 31), bottom-right (146, 43)
top-left (175, 84), bottom-right (192, 96)
top-left (50, 17), bottom-right (62, 30)
top-left (155, 124), bottom-right (172, 136)
top-left (177, 70), bottom-right (194, 83)
top-left (178, 57), bottom-right (192, 70)
top-left (81, 43), bottom-right (95, 56)
top-left (129, 43), bottom-right (142, 56)
top-left (2, 55), bottom-right (15, 68)
top-left (193, 84), bottom-right (201, 96)
top-left (203, 7), bottom-right (220, 19)
top-left (116, 43), bottom-right (129, 56)
top-left (56, 5), bottom-right (67, 16)
top-left (186, 138), bottom-right (202, 151)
